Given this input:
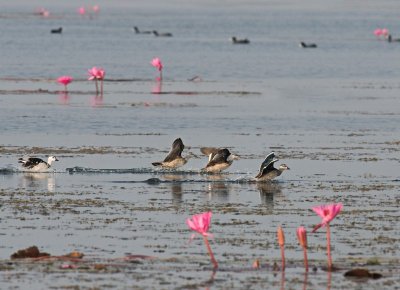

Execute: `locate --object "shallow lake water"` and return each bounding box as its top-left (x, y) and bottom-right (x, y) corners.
top-left (0, 0), bottom-right (399, 289)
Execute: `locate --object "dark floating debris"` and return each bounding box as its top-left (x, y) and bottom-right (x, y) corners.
top-left (145, 178), bottom-right (162, 185)
top-left (11, 246), bottom-right (50, 259)
top-left (344, 268), bottom-right (383, 279)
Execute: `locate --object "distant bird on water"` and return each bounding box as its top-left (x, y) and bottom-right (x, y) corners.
top-left (133, 26), bottom-right (152, 34)
top-left (152, 138), bottom-right (187, 169)
top-left (201, 147), bottom-right (239, 173)
top-left (153, 30), bottom-right (173, 37)
top-left (51, 27), bottom-right (62, 34)
top-left (255, 152), bottom-right (290, 181)
top-left (231, 37), bottom-right (250, 44)
top-left (387, 34), bottom-right (400, 42)
top-left (299, 42), bottom-right (317, 48)
top-left (18, 156), bottom-right (59, 172)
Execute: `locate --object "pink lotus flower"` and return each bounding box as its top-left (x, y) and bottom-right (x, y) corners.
top-left (312, 203), bottom-right (343, 233)
top-left (88, 67), bottom-right (105, 95)
top-left (92, 5), bottom-right (100, 13)
top-left (151, 58), bottom-right (163, 71)
top-left (78, 6), bottom-right (86, 16)
top-left (57, 76), bottom-right (73, 92)
top-left (88, 67), bottom-right (105, 80)
top-left (186, 211), bottom-right (212, 238)
top-left (312, 202), bottom-right (343, 271)
top-left (296, 226), bottom-right (308, 272)
top-left (151, 57), bottom-right (163, 81)
top-left (374, 28), bottom-right (382, 37)
top-left (36, 8), bottom-right (49, 17)
top-left (186, 212), bottom-right (218, 269)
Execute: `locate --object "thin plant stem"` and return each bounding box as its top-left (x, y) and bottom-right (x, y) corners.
top-left (95, 79), bottom-right (99, 95)
top-left (100, 79), bottom-right (104, 96)
top-left (64, 85), bottom-right (68, 93)
top-left (326, 268), bottom-right (332, 290)
top-left (160, 70), bottom-right (162, 81)
top-left (279, 269), bottom-right (285, 290)
top-left (326, 223), bottom-right (332, 271)
top-left (303, 246), bottom-right (309, 272)
top-left (302, 271), bottom-right (308, 290)
top-left (280, 245), bottom-right (285, 271)
top-left (203, 236), bottom-right (218, 269)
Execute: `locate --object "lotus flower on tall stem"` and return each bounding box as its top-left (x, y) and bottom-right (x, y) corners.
top-left (277, 226), bottom-right (285, 271)
top-left (312, 203), bottom-right (343, 271)
top-left (296, 226), bottom-right (309, 272)
top-left (151, 57), bottom-right (163, 81)
top-left (88, 67), bottom-right (105, 95)
top-left (57, 76), bottom-right (73, 93)
top-left (186, 212), bottom-right (218, 269)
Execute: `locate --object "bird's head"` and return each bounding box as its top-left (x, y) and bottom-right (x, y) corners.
top-left (279, 164), bottom-right (290, 171)
top-left (227, 153), bottom-right (240, 161)
top-left (48, 156), bottom-right (59, 164)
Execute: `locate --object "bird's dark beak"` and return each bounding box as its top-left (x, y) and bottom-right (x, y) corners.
top-left (55, 158), bottom-right (59, 161)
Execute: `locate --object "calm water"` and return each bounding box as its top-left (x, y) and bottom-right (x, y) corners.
top-left (1, 1), bottom-right (400, 80)
top-left (0, 1), bottom-right (399, 289)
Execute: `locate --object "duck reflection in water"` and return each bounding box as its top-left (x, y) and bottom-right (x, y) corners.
top-left (162, 174), bottom-right (184, 208)
top-left (257, 182), bottom-right (282, 207)
top-left (20, 173), bottom-right (56, 192)
top-left (206, 174), bottom-right (230, 202)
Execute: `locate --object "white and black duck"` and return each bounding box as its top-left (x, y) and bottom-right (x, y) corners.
top-left (18, 156), bottom-right (59, 172)
top-left (201, 147), bottom-right (239, 173)
top-left (152, 138), bottom-right (187, 169)
top-left (255, 152), bottom-right (290, 181)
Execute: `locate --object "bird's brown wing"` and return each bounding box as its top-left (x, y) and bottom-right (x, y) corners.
top-left (206, 148), bottom-right (230, 167)
top-left (255, 152), bottom-right (278, 178)
top-left (163, 138), bottom-right (184, 162)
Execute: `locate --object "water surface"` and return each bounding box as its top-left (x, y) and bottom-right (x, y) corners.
top-left (0, 1), bottom-right (399, 289)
